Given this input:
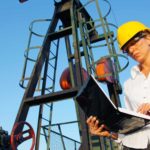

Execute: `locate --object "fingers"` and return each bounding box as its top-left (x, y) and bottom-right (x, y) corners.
top-left (101, 124), bottom-right (109, 131)
top-left (86, 116), bottom-right (98, 127)
top-left (86, 116), bottom-right (110, 137)
top-left (147, 110), bottom-right (150, 116)
top-left (86, 116), bottom-right (118, 139)
top-left (97, 124), bottom-right (105, 132)
top-left (86, 116), bottom-right (99, 131)
top-left (137, 103), bottom-right (150, 115)
top-left (86, 116), bottom-right (109, 130)
top-left (86, 116), bottom-right (97, 124)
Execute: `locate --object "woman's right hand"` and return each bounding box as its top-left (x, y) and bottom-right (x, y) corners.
top-left (86, 116), bottom-right (118, 140)
top-left (137, 103), bottom-right (150, 115)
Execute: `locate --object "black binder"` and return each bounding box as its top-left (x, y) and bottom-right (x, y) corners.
top-left (76, 75), bottom-right (150, 134)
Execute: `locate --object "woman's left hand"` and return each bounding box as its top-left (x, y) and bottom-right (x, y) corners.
top-left (137, 103), bottom-right (150, 115)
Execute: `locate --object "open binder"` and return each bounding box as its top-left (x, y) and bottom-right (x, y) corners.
top-left (76, 75), bottom-right (150, 134)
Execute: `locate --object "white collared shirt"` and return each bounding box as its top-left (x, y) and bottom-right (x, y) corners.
top-left (120, 65), bottom-right (150, 149)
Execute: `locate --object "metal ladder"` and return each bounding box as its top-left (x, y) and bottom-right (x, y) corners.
top-left (19, 18), bottom-right (61, 150)
top-left (35, 38), bottom-right (60, 150)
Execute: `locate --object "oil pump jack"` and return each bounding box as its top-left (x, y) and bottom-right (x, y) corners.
top-left (0, 0), bottom-right (129, 149)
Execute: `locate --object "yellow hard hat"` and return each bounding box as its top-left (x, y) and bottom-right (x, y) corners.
top-left (117, 21), bottom-right (150, 50)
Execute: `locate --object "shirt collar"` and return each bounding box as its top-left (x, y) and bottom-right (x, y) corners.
top-left (130, 65), bottom-right (141, 79)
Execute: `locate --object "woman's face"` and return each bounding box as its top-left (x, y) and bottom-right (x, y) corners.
top-left (127, 35), bottom-right (150, 64)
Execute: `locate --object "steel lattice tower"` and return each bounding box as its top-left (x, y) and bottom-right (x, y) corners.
top-left (15, 0), bottom-right (126, 149)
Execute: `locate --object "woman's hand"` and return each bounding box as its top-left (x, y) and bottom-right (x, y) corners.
top-left (137, 103), bottom-right (150, 115)
top-left (86, 116), bottom-right (118, 140)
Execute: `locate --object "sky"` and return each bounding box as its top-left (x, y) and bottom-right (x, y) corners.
top-left (0, 0), bottom-right (150, 149)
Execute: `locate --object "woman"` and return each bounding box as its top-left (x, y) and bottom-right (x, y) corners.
top-left (87, 21), bottom-right (150, 150)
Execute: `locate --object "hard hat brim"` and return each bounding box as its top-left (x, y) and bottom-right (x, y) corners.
top-left (121, 29), bottom-right (150, 50)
